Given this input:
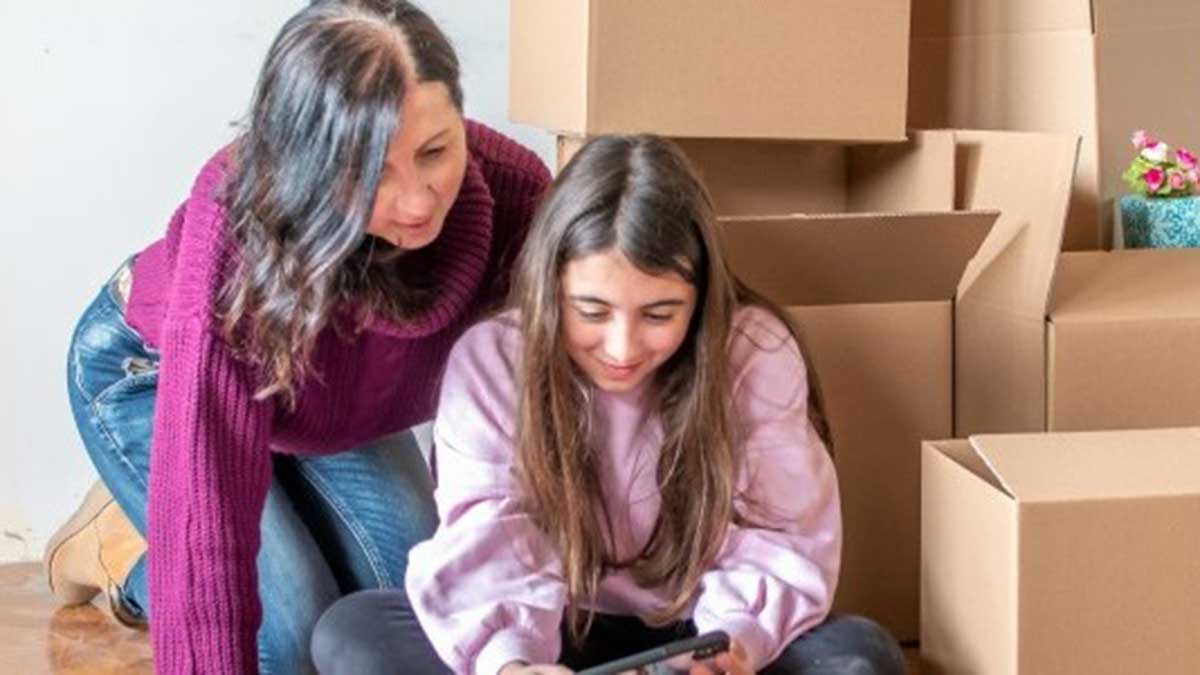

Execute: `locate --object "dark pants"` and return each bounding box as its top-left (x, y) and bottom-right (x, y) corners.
top-left (310, 590), bottom-right (906, 674)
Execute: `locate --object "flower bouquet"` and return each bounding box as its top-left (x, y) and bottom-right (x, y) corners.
top-left (1119, 130), bottom-right (1200, 248)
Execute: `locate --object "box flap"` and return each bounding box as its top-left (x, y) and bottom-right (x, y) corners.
top-left (720, 211), bottom-right (997, 306)
top-left (678, 139), bottom-right (850, 216)
top-left (952, 130), bottom-right (1079, 308)
top-left (847, 130), bottom-right (956, 213)
top-left (969, 428), bottom-right (1200, 502)
top-left (1051, 250), bottom-right (1200, 323)
top-left (953, 130), bottom-right (1079, 435)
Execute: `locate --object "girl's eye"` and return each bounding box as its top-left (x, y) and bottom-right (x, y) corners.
top-left (421, 146), bottom-right (446, 159)
top-left (644, 313), bottom-right (674, 323)
top-left (577, 309), bottom-right (608, 322)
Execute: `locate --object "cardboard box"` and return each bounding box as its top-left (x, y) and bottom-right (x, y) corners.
top-left (1048, 249), bottom-right (1200, 431)
top-left (909, 0), bottom-right (1200, 250)
top-left (955, 162), bottom-right (1200, 436)
top-left (731, 211), bottom-right (994, 643)
top-left (559, 130), bottom-right (1079, 641)
top-left (922, 428), bottom-right (1200, 674)
top-left (511, 0), bottom-right (911, 141)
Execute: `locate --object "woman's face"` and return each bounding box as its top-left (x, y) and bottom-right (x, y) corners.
top-left (366, 80), bottom-right (467, 250)
top-left (560, 248), bottom-right (698, 393)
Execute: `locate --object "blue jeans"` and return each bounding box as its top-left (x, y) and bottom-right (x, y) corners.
top-left (312, 590), bottom-right (907, 674)
top-left (65, 269), bottom-right (439, 674)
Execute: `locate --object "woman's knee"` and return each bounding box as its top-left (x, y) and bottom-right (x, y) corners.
top-left (311, 590), bottom-right (420, 675)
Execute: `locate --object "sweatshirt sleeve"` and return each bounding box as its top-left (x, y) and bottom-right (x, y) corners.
top-left (147, 152), bottom-right (275, 674)
top-left (690, 308), bottom-right (841, 671)
top-left (405, 320), bottom-right (567, 675)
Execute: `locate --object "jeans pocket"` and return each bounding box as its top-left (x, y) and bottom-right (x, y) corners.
top-left (94, 369), bottom-right (159, 407)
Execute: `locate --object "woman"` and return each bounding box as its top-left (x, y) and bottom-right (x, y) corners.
top-left (46, 1), bottom-right (550, 672)
top-left (311, 136), bottom-right (905, 674)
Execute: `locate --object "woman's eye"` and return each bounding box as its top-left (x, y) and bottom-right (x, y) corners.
top-left (644, 313), bottom-right (674, 323)
top-left (577, 310), bottom-right (608, 322)
top-left (420, 146), bottom-right (446, 159)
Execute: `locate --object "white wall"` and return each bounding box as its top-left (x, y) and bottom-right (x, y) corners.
top-left (0, 1), bottom-right (554, 562)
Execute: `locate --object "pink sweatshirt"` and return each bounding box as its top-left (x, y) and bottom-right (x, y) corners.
top-left (406, 306), bottom-right (842, 675)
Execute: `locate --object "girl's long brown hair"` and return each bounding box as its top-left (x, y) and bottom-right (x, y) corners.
top-left (509, 135), bottom-right (828, 643)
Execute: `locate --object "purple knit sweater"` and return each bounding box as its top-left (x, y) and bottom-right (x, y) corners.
top-left (124, 121), bottom-right (550, 674)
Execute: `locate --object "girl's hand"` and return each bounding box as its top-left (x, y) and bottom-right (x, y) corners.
top-left (498, 661), bottom-right (573, 675)
top-left (688, 638), bottom-right (753, 675)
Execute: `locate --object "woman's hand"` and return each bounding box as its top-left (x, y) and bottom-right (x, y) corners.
top-left (688, 638), bottom-right (753, 675)
top-left (498, 661), bottom-right (573, 675)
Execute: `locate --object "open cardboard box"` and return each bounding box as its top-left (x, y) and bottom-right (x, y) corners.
top-left (954, 152), bottom-right (1200, 437)
top-left (922, 428), bottom-right (1200, 673)
top-left (908, 0), bottom-right (1200, 250)
top-left (511, 0), bottom-right (911, 142)
top-left (559, 130), bottom-right (1079, 640)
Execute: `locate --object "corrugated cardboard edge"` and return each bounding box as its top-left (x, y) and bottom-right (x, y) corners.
top-left (920, 439), bottom-right (1019, 674)
top-left (720, 210), bottom-right (997, 306)
top-left (953, 130), bottom-right (1080, 435)
top-left (968, 428), bottom-right (1200, 502)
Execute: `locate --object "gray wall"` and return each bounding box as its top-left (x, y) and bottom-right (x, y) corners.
top-left (0, 1), bottom-right (553, 562)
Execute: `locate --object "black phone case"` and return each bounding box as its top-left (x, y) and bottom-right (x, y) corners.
top-left (575, 630), bottom-right (730, 675)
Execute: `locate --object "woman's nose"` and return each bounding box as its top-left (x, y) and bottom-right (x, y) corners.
top-left (387, 181), bottom-right (436, 222)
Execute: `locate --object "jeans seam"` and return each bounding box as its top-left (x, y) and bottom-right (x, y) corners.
top-left (293, 463), bottom-right (394, 588)
top-left (85, 399), bottom-right (152, 497)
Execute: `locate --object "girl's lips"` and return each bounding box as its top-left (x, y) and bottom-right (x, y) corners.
top-left (597, 359), bottom-right (642, 380)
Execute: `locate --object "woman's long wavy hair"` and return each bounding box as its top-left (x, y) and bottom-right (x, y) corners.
top-left (217, 0), bottom-right (463, 406)
top-left (510, 135), bottom-right (829, 643)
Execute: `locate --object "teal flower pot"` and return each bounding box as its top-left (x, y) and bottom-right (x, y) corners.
top-left (1120, 194), bottom-right (1200, 248)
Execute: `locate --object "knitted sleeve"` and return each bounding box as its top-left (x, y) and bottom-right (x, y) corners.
top-left (146, 151), bottom-right (275, 675)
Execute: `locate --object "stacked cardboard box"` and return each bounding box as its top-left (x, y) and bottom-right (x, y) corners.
top-left (909, 0), bottom-right (1200, 250)
top-left (511, 0), bottom-right (911, 141)
top-left (509, 0), bottom-right (1200, 659)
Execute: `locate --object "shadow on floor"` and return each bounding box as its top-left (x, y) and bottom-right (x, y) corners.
top-left (0, 563), bottom-right (151, 674)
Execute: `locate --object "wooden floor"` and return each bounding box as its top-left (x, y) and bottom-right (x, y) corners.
top-left (0, 563), bottom-right (151, 674)
top-left (1, 562), bottom-right (921, 673)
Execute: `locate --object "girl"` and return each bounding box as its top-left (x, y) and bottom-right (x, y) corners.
top-left (46, 1), bottom-right (549, 672)
top-left (311, 135), bottom-right (905, 674)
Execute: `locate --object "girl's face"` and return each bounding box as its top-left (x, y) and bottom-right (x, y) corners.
top-left (366, 80), bottom-right (467, 250)
top-left (560, 248), bottom-right (698, 393)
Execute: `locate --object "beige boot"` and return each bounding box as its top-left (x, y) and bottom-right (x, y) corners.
top-left (43, 481), bottom-right (147, 625)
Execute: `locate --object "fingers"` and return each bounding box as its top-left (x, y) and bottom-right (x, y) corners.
top-left (712, 638), bottom-right (751, 675)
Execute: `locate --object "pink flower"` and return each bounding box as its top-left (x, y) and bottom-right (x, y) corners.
top-left (1189, 169), bottom-right (1200, 186)
top-left (1142, 142), bottom-right (1170, 163)
top-left (1178, 147), bottom-right (1198, 171)
top-left (1132, 129), bottom-right (1149, 149)
top-left (1169, 169), bottom-right (1187, 192)
top-left (1145, 167), bottom-right (1166, 192)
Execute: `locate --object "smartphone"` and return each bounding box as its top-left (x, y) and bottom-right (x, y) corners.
top-left (575, 630), bottom-right (730, 675)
